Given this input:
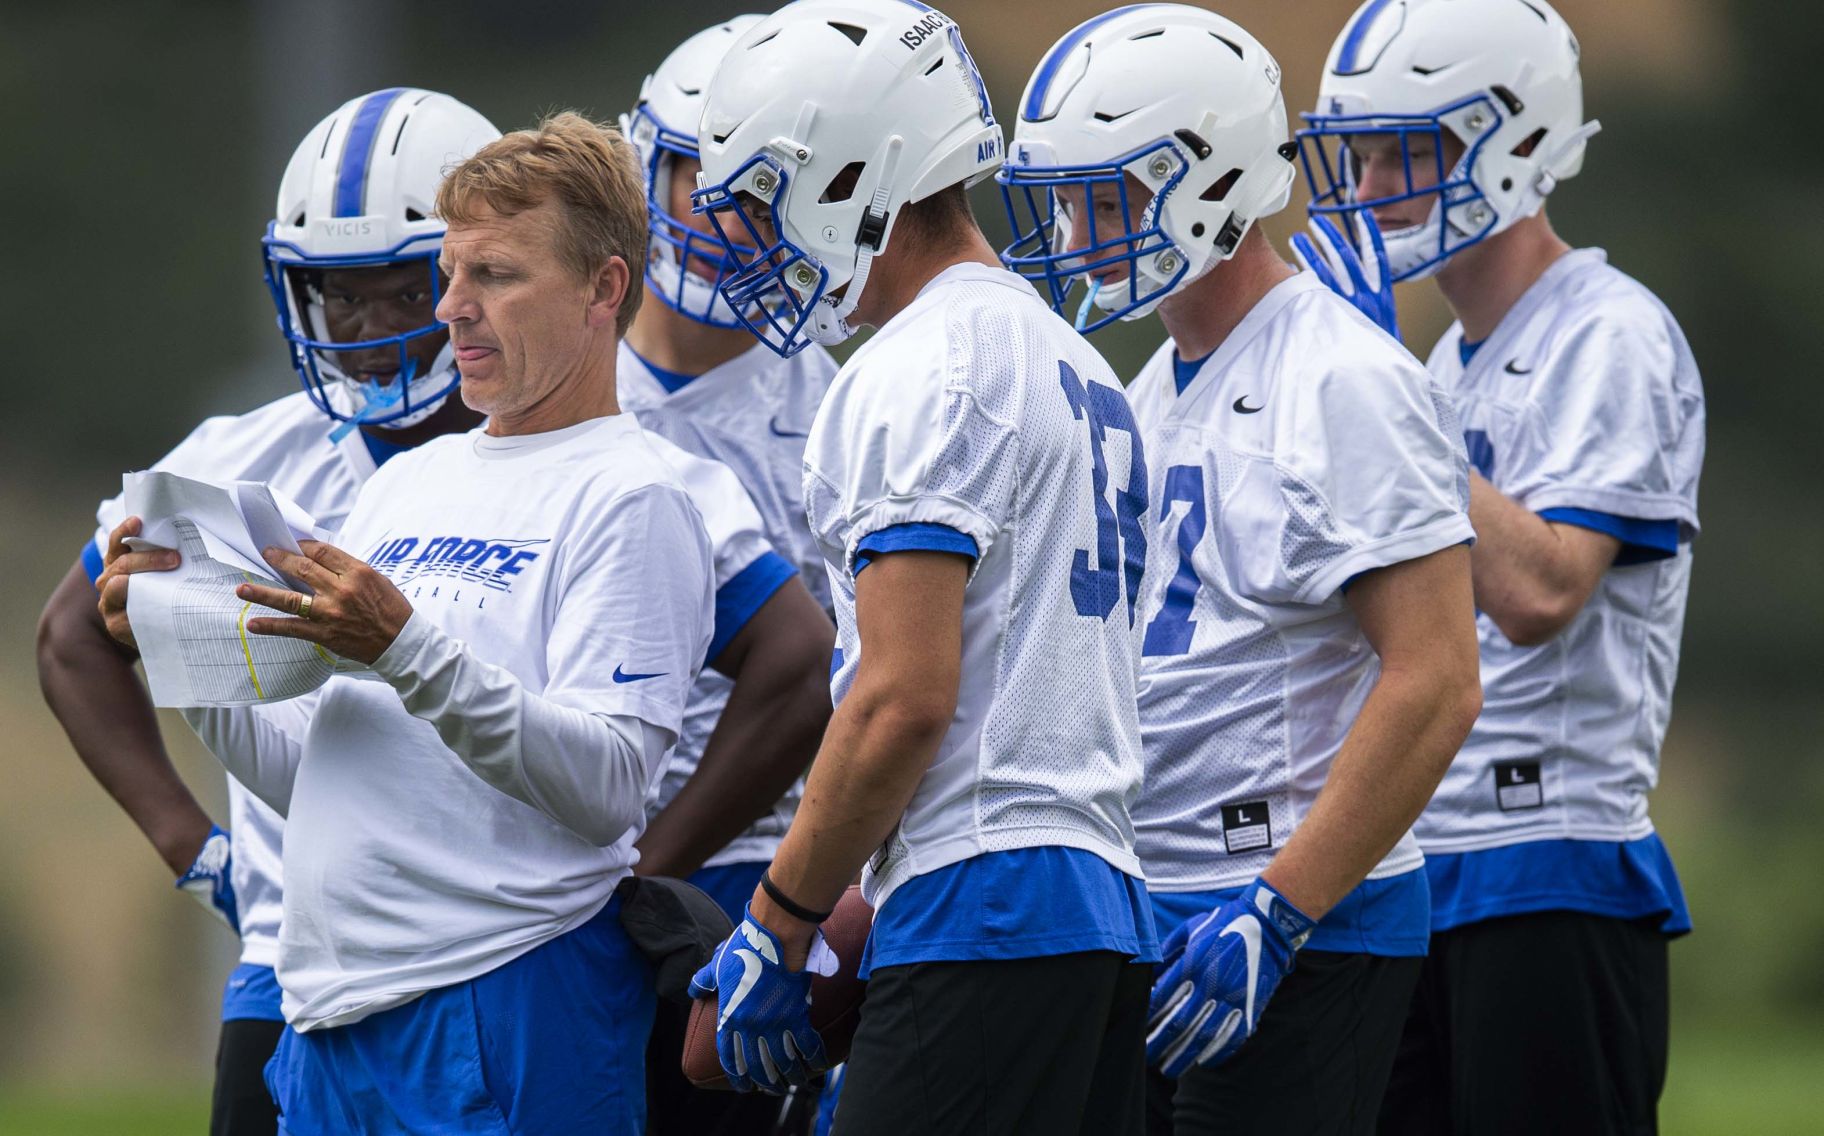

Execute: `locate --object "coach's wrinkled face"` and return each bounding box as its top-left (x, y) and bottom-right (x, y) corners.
top-left (435, 198), bottom-right (622, 428)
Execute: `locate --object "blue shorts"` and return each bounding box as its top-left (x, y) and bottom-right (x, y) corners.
top-left (267, 897), bottom-right (653, 1135)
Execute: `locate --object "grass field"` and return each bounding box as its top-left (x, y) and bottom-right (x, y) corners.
top-left (1, 1027), bottom-right (1817, 1136)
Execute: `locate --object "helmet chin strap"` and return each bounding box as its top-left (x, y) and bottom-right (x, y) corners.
top-left (803, 141), bottom-right (900, 348)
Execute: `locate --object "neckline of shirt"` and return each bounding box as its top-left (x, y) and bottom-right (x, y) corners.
top-left (1451, 247), bottom-right (1607, 376)
top-left (1170, 271), bottom-right (1322, 403)
top-left (618, 337), bottom-right (780, 407)
top-left (469, 414), bottom-right (630, 459)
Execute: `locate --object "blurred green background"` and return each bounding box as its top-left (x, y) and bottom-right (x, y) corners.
top-left (2, 0), bottom-right (1819, 1132)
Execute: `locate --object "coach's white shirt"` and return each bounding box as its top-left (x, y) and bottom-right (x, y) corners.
top-left (226, 415), bottom-right (712, 1030)
top-left (804, 262), bottom-right (1148, 911)
top-left (92, 391), bottom-right (376, 970)
top-left (1418, 249), bottom-right (1705, 853)
top-left (618, 339), bottom-right (837, 867)
top-left (1127, 272), bottom-right (1474, 892)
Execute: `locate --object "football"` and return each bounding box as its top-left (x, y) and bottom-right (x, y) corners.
top-left (682, 884), bottom-right (874, 1090)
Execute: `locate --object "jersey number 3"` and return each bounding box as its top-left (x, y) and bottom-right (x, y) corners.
top-left (1060, 360), bottom-right (1148, 625)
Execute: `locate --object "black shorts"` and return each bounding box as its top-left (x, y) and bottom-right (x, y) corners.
top-left (1377, 910), bottom-right (1670, 1136)
top-left (833, 951), bottom-right (1150, 1136)
top-left (212, 1017), bottom-right (285, 1136)
top-left (1146, 949), bottom-right (1420, 1136)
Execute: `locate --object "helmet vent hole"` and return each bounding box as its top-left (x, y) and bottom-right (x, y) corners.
top-left (1201, 168), bottom-right (1243, 202)
top-left (390, 115), bottom-right (412, 155)
top-left (1511, 127), bottom-right (1547, 158)
top-left (1191, 222), bottom-right (1206, 238)
top-left (1209, 32), bottom-right (1244, 59)
top-left (925, 57), bottom-right (945, 76)
top-left (1129, 28), bottom-right (1165, 40)
top-left (1516, 0), bottom-right (1549, 23)
top-left (820, 161), bottom-right (867, 204)
top-left (748, 29), bottom-right (780, 49)
top-left (679, 86), bottom-right (702, 97)
top-left (405, 208), bottom-right (426, 222)
top-left (1490, 85), bottom-right (1525, 115)
top-left (292, 212), bottom-right (307, 227)
top-left (827, 21), bottom-right (867, 46)
top-left (319, 120), bottom-right (338, 159)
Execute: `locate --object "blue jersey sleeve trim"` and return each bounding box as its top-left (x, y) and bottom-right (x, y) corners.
top-left (1538, 507), bottom-right (1679, 565)
top-left (708, 551), bottom-right (796, 663)
top-left (80, 539), bottom-right (106, 586)
top-left (853, 522), bottom-right (979, 575)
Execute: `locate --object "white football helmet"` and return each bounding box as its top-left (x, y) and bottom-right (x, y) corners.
top-left (691, 0), bottom-right (1002, 356)
top-left (998, 4), bottom-right (1295, 332)
top-left (621, 16), bottom-right (765, 329)
top-left (1298, 0), bottom-right (1599, 281)
top-left (262, 88), bottom-right (500, 431)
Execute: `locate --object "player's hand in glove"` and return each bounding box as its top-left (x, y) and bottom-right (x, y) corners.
top-left (1290, 212), bottom-right (1401, 341)
top-left (690, 906), bottom-right (837, 1094)
top-left (173, 823), bottom-right (240, 934)
top-left (1146, 878), bottom-right (1314, 1076)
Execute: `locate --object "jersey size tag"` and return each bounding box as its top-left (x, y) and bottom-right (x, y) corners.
top-left (1220, 801), bottom-right (1273, 854)
top-left (1493, 760), bottom-right (1544, 811)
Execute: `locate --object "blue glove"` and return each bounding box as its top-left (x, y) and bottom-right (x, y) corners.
top-left (689, 905), bottom-right (834, 1094)
top-left (173, 824), bottom-right (240, 934)
top-left (1290, 212), bottom-right (1401, 341)
top-left (1145, 878), bottom-right (1314, 1076)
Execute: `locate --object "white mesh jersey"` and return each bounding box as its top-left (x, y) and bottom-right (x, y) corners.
top-left (1417, 249), bottom-right (1705, 853)
top-left (803, 262), bottom-right (1149, 910)
top-left (1128, 273), bottom-right (1475, 892)
top-left (617, 338), bottom-right (837, 867)
top-left (92, 390), bottom-right (376, 970)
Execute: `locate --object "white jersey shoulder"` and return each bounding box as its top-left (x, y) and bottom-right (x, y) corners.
top-left (90, 387), bottom-right (371, 970)
top-left (615, 340), bottom-right (834, 867)
top-left (1129, 273), bottom-right (1473, 892)
top-left (1419, 248), bottom-right (1706, 853)
top-left (280, 414), bottom-right (713, 1029)
top-left (805, 262), bottom-right (1148, 909)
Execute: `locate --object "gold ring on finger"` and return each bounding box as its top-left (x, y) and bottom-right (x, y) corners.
top-left (298, 593), bottom-right (314, 621)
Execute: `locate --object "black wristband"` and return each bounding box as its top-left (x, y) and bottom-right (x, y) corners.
top-left (760, 870), bottom-right (834, 924)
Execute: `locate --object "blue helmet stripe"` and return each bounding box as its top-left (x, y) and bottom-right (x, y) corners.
top-left (1335, 0), bottom-right (1399, 75)
top-left (1021, 5), bottom-right (1160, 122)
top-left (333, 88), bottom-right (409, 218)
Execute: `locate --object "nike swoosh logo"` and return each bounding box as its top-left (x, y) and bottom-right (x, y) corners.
top-left (769, 415), bottom-right (808, 439)
top-left (1220, 913), bottom-right (1264, 1027)
top-left (1503, 359), bottom-right (1532, 375)
top-left (720, 947), bottom-right (765, 1028)
top-left (1232, 397), bottom-right (1263, 414)
top-left (612, 664), bottom-right (668, 683)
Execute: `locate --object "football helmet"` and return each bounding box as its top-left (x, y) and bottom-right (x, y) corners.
top-left (262, 88), bottom-right (500, 431)
top-left (1297, 0), bottom-right (1599, 281)
top-left (691, 0), bottom-right (1002, 356)
top-left (622, 16), bottom-right (765, 329)
top-left (999, 4), bottom-right (1295, 331)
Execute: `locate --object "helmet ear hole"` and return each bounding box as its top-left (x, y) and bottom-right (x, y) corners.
top-left (820, 161), bottom-right (867, 204)
top-left (1510, 127), bottom-right (1547, 159)
top-left (405, 208), bottom-right (426, 222)
top-left (1201, 168), bottom-right (1244, 202)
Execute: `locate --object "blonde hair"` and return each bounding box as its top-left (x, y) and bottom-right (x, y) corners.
top-left (437, 110), bottom-right (647, 335)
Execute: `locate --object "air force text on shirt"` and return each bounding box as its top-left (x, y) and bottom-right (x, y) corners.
top-left (364, 534), bottom-right (550, 594)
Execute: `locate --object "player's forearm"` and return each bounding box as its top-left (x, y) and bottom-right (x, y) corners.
top-left (755, 676), bottom-right (949, 944)
top-left (1262, 658), bottom-right (1480, 920)
top-left (635, 629), bottom-right (832, 878)
top-left (36, 562), bottom-right (213, 876)
top-left (1466, 473), bottom-right (1595, 641)
top-left (374, 611), bottom-right (659, 846)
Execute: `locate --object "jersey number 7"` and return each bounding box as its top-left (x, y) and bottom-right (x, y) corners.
top-left (1059, 360), bottom-right (1148, 626)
